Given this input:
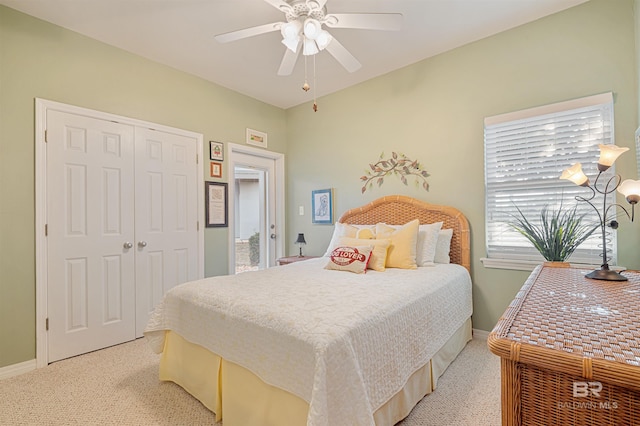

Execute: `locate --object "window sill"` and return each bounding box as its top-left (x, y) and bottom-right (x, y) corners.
top-left (480, 258), bottom-right (542, 271)
top-left (480, 258), bottom-right (623, 272)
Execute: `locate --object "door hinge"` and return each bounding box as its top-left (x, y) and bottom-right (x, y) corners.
top-left (44, 130), bottom-right (48, 143)
top-left (46, 318), bottom-right (49, 331)
top-left (45, 224), bottom-right (48, 236)
top-left (197, 221), bottom-right (199, 231)
top-left (196, 153), bottom-right (199, 164)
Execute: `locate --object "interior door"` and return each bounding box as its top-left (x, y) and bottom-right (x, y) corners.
top-left (46, 110), bottom-right (136, 363)
top-left (134, 128), bottom-right (199, 336)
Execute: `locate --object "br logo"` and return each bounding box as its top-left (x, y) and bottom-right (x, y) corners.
top-left (573, 381), bottom-right (602, 398)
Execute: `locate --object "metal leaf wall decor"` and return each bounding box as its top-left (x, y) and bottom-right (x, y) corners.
top-left (360, 152), bottom-right (430, 193)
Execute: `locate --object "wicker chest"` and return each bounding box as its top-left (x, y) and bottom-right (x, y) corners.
top-left (489, 265), bottom-right (640, 425)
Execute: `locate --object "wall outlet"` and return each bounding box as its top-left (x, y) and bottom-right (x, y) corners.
top-left (299, 205), bottom-right (304, 215)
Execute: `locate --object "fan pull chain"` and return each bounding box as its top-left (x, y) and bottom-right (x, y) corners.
top-left (312, 54), bottom-right (318, 112)
top-left (302, 45), bottom-right (310, 92)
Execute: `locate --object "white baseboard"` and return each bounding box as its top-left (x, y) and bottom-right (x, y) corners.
top-left (472, 328), bottom-right (490, 341)
top-left (0, 359), bottom-right (36, 380)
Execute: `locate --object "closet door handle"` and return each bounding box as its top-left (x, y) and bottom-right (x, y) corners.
top-left (123, 242), bottom-right (133, 249)
top-left (138, 241), bottom-right (147, 248)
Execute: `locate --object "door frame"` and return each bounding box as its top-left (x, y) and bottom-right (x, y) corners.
top-left (34, 98), bottom-right (205, 367)
top-left (227, 143), bottom-right (285, 273)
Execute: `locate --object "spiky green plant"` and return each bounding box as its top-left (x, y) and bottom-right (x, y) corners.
top-left (509, 203), bottom-right (598, 262)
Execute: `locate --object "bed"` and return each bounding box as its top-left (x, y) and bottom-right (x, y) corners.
top-left (144, 195), bottom-right (472, 426)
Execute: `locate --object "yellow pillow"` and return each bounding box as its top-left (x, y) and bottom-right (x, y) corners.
top-left (376, 219), bottom-right (420, 269)
top-left (355, 226), bottom-right (376, 239)
top-left (337, 237), bottom-right (391, 272)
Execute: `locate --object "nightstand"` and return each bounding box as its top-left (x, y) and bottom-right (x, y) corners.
top-left (276, 255), bottom-right (318, 266)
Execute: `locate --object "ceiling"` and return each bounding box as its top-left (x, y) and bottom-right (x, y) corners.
top-left (1, 0), bottom-right (588, 109)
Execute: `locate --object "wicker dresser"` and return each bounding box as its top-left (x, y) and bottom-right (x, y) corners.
top-left (488, 265), bottom-right (640, 425)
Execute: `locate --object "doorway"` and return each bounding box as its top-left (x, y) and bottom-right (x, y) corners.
top-left (228, 144), bottom-right (285, 274)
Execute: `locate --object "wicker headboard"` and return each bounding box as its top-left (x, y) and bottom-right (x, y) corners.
top-left (338, 195), bottom-right (471, 272)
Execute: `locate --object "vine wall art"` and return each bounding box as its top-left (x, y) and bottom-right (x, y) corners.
top-left (360, 152), bottom-right (430, 194)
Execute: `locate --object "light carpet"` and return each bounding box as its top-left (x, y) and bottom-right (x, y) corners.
top-left (0, 337), bottom-right (500, 425)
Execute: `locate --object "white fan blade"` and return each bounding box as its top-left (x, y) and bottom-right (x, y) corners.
top-left (215, 22), bottom-right (283, 44)
top-left (278, 46), bottom-right (300, 76)
top-left (263, 0), bottom-right (293, 14)
top-left (324, 13), bottom-right (403, 31)
top-left (325, 37), bottom-right (361, 73)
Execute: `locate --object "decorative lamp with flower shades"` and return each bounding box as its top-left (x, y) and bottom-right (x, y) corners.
top-left (560, 144), bottom-right (640, 281)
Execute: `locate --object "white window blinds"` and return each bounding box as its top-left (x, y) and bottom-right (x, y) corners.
top-left (484, 93), bottom-right (616, 265)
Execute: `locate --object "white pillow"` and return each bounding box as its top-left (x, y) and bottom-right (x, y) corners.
top-left (416, 222), bottom-right (443, 266)
top-left (323, 222), bottom-right (358, 256)
top-left (434, 228), bottom-right (454, 264)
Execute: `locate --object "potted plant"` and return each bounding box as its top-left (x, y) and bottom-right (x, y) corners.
top-left (509, 202), bottom-right (598, 264)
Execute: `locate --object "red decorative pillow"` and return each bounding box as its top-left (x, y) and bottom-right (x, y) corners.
top-left (324, 246), bottom-right (373, 274)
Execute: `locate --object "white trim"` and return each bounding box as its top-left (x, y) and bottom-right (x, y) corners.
top-left (472, 329), bottom-right (490, 341)
top-left (227, 143), bottom-right (285, 273)
top-left (480, 257), bottom-right (626, 272)
top-left (0, 359), bottom-right (36, 380)
top-left (480, 257), bottom-right (542, 272)
top-left (35, 98), bottom-right (205, 368)
top-left (484, 92), bottom-right (613, 126)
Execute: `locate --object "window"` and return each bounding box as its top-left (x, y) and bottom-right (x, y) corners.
top-left (483, 93), bottom-right (615, 269)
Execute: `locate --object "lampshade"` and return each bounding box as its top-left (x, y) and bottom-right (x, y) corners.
top-left (303, 38), bottom-right (319, 56)
top-left (295, 233), bottom-right (307, 244)
top-left (315, 30), bottom-right (332, 51)
top-left (618, 179), bottom-right (640, 204)
top-left (281, 20), bottom-right (302, 40)
top-left (303, 18), bottom-right (322, 40)
top-left (281, 36), bottom-right (300, 53)
top-left (597, 144), bottom-right (629, 171)
top-left (560, 163), bottom-right (590, 187)
top-left (280, 20), bottom-right (302, 53)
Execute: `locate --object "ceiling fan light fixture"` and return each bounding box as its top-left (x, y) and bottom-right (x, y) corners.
top-left (281, 20), bottom-right (302, 40)
top-left (315, 30), bottom-right (332, 50)
top-left (303, 18), bottom-right (322, 40)
top-left (282, 36), bottom-right (300, 53)
top-left (303, 38), bottom-right (319, 56)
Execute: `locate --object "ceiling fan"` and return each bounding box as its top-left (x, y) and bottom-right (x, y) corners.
top-left (214, 0), bottom-right (403, 76)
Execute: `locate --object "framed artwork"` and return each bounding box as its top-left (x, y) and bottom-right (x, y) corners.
top-left (210, 141), bottom-right (224, 161)
top-left (210, 162), bottom-right (222, 178)
top-left (312, 188), bottom-right (334, 224)
top-left (246, 128), bottom-right (267, 148)
top-left (205, 182), bottom-right (228, 227)
top-left (636, 126), bottom-right (640, 176)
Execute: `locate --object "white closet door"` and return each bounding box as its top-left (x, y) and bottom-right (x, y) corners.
top-left (134, 128), bottom-right (199, 336)
top-left (46, 110), bottom-right (136, 362)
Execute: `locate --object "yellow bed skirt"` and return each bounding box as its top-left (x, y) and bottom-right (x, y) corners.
top-left (159, 317), bottom-right (472, 426)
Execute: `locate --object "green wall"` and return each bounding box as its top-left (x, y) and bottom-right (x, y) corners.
top-left (1, 0), bottom-right (638, 369)
top-left (0, 5), bottom-right (286, 368)
top-left (285, 0), bottom-right (639, 332)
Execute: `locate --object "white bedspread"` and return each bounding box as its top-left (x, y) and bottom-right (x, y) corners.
top-left (144, 258), bottom-right (472, 426)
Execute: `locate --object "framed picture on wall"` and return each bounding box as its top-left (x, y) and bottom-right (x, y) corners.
top-left (210, 162), bottom-right (222, 178)
top-left (210, 141), bottom-right (224, 161)
top-left (246, 128), bottom-right (267, 148)
top-left (205, 182), bottom-right (228, 227)
top-left (312, 188), bottom-right (333, 224)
